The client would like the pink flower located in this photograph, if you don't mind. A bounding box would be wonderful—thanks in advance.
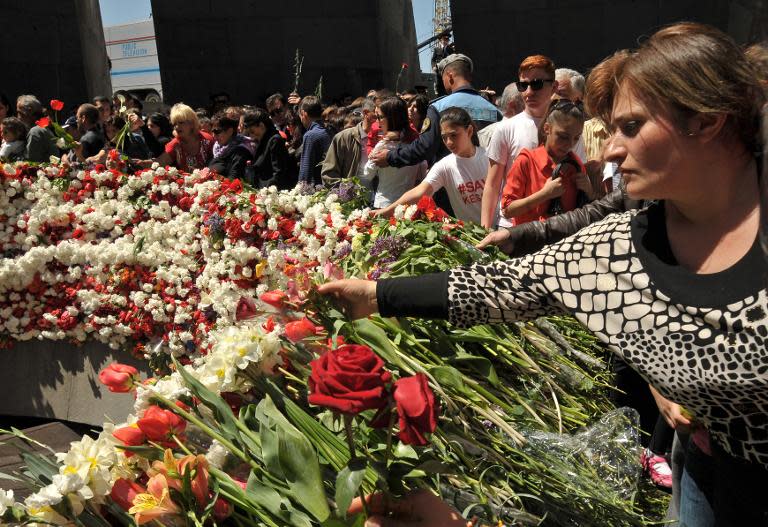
[259,290,288,309]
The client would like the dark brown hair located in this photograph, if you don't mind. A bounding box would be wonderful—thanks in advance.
[586,22,765,155]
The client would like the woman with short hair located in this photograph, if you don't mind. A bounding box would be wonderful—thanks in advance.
[207,113,255,181]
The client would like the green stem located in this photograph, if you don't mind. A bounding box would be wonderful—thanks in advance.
[344,414,369,519]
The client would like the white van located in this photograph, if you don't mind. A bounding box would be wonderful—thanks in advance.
[104,20,163,102]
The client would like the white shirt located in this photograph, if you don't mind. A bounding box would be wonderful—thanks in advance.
[357,127,369,181]
[423,146,488,224]
[486,112,540,227]
[364,139,427,208]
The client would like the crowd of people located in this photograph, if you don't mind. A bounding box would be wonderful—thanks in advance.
[1,21,768,527]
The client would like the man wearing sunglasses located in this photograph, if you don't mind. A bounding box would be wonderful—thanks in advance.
[369,53,501,173]
[480,55,560,229]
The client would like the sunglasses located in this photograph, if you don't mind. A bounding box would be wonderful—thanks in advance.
[550,98,584,111]
[515,78,554,92]
[375,114,385,121]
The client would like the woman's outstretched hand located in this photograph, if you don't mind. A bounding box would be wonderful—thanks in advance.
[347,490,468,527]
[317,279,379,320]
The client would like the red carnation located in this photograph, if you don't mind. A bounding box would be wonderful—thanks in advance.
[401,62,409,69]
[308,344,391,415]
[50,99,64,111]
[98,363,140,393]
[392,373,438,445]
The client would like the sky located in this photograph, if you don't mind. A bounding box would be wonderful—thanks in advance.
[98,0,438,72]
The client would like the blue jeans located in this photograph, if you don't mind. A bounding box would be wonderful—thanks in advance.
[679,436,768,527]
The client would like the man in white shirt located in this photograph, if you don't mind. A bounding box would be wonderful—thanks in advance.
[477,82,524,149]
[481,55,559,228]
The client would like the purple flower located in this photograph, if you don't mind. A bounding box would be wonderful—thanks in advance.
[333,181,358,203]
[334,243,352,259]
[369,235,408,260]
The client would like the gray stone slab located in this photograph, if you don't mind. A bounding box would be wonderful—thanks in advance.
[0,340,151,426]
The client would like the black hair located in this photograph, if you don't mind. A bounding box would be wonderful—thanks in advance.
[1,93,13,116]
[148,112,173,138]
[409,94,429,120]
[92,95,112,107]
[1,117,27,139]
[211,112,239,132]
[299,96,322,119]
[439,106,479,146]
[538,98,586,144]
[378,96,410,135]
[242,108,274,131]
[266,93,286,111]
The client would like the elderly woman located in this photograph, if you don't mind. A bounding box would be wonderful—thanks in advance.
[321,23,768,527]
[140,103,213,171]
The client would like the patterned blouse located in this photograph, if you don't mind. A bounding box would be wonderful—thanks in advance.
[378,202,768,468]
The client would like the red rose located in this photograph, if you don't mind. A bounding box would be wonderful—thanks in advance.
[308,344,391,415]
[98,363,140,392]
[50,99,64,111]
[213,497,233,521]
[110,478,145,511]
[284,317,323,342]
[35,117,50,128]
[392,373,438,445]
[137,405,187,446]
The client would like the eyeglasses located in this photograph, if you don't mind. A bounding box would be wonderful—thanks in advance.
[375,114,385,121]
[211,128,223,134]
[269,108,284,117]
[515,78,554,92]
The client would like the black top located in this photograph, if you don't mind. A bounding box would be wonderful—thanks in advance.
[251,128,296,190]
[80,128,106,158]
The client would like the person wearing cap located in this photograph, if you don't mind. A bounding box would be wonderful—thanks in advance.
[370,53,501,172]
[431,31,456,96]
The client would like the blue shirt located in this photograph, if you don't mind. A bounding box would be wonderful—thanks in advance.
[298,121,332,185]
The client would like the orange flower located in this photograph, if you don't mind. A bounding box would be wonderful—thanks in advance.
[128,473,181,525]
[150,449,210,509]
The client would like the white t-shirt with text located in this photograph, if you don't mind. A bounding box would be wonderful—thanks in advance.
[423,146,488,224]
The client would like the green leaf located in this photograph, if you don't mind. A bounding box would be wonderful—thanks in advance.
[349,318,401,365]
[334,460,367,518]
[253,396,331,522]
[393,443,419,460]
[173,359,241,443]
[246,471,284,516]
[452,354,500,387]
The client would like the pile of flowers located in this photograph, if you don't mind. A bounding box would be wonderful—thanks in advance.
[0,160,650,526]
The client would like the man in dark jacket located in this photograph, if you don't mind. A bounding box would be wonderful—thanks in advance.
[241,109,296,190]
[370,53,500,170]
[15,95,58,162]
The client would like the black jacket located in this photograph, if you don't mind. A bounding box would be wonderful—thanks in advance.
[501,188,643,257]
[208,143,252,181]
[251,128,296,190]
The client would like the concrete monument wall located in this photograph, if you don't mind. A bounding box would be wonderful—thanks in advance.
[0,0,111,111]
[150,0,420,107]
[450,0,768,91]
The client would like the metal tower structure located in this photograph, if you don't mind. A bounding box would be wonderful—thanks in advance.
[433,0,451,35]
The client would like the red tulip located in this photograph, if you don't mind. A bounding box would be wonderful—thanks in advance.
[259,290,288,309]
[35,117,50,128]
[110,478,146,511]
[50,99,64,111]
[137,405,186,446]
[284,317,322,342]
[99,363,140,393]
[113,425,146,447]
